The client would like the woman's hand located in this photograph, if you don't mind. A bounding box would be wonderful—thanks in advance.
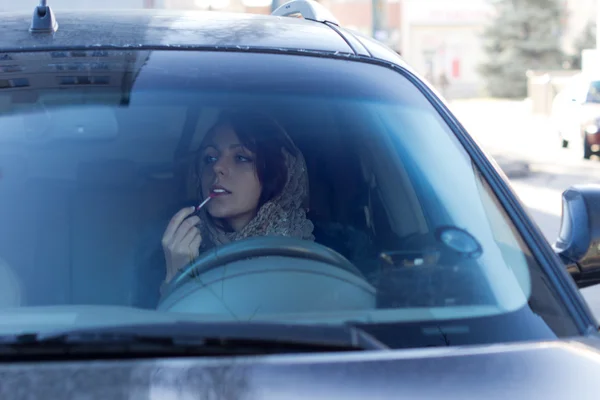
[162,207,202,284]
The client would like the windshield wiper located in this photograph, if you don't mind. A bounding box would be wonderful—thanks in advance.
[0,321,387,361]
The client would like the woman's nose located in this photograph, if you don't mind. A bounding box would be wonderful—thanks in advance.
[212,157,228,176]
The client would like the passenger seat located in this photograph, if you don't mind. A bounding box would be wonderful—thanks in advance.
[70,159,178,306]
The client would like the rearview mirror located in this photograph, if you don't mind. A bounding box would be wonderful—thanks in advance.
[554,185,600,288]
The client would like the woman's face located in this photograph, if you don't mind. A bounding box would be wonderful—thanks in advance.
[199,123,262,232]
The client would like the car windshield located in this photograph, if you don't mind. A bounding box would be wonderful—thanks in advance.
[587,80,600,103]
[0,49,577,348]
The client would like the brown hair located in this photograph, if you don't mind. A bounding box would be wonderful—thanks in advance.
[194,109,297,209]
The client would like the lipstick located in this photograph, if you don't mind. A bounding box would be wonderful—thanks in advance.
[196,193,216,211]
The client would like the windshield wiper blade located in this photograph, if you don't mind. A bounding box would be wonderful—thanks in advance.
[0,321,387,361]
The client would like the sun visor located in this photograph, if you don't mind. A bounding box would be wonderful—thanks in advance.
[0,105,119,144]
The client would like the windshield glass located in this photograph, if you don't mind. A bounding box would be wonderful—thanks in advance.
[0,50,577,347]
[587,80,600,103]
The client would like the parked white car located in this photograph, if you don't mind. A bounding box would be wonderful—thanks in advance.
[551,73,600,159]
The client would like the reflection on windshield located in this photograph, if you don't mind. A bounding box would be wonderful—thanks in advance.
[587,81,600,103]
[0,50,578,346]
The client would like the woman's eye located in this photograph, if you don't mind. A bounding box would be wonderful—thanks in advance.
[236,155,252,163]
[204,155,217,164]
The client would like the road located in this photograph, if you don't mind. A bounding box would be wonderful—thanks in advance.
[449,99,600,243]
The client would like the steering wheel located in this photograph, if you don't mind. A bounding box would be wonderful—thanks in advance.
[159,236,367,301]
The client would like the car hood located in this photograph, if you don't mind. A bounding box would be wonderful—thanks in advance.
[1,336,600,399]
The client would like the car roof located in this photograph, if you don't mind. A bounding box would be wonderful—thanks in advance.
[0,9,354,54]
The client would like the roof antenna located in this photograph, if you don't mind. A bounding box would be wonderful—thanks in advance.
[30,0,59,34]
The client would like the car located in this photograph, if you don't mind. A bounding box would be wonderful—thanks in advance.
[2,1,600,398]
[551,72,600,159]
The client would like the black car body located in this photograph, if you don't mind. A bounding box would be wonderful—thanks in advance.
[2,2,600,399]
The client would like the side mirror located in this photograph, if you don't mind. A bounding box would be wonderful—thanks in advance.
[554,185,600,288]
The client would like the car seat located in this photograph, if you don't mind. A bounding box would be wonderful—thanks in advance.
[71,159,180,307]
[278,111,378,271]
[0,152,73,306]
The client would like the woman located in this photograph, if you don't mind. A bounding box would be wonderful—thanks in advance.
[160,110,314,289]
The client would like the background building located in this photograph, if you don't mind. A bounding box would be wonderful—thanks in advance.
[400,0,492,99]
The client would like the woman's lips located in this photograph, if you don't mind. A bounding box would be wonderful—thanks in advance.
[210,187,231,196]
